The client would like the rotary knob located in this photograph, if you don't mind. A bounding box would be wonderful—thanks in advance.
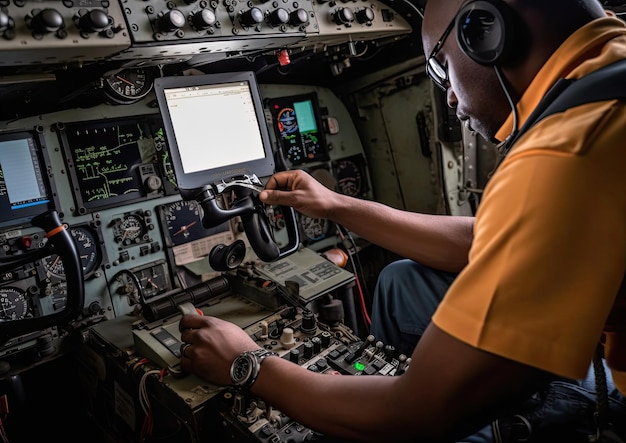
[238,7,264,27]
[191,9,217,30]
[76,9,110,33]
[355,7,375,24]
[28,8,65,34]
[157,9,186,32]
[332,7,354,26]
[267,8,289,27]
[289,8,309,26]
[0,10,11,32]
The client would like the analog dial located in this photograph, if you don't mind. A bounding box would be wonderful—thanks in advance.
[333,156,368,198]
[160,200,227,246]
[102,68,154,105]
[135,263,170,299]
[114,213,147,246]
[42,225,102,279]
[0,287,29,321]
[299,214,332,242]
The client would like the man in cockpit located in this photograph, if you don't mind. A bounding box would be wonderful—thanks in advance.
[178,0,626,441]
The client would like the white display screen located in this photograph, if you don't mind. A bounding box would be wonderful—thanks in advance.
[163,82,267,175]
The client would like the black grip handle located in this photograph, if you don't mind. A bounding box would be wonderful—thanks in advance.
[240,193,300,262]
[0,210,84,344]
[184,180,300,264]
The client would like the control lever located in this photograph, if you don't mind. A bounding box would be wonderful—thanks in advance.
[180,174,299,263]
[173,302,203,376]
[215,174,265,194]
[178,301,203,317]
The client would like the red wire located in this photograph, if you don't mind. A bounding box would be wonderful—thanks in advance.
[336,228,372,327]
[353,268,372,326]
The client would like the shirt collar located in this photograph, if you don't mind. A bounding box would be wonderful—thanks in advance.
[495,14,626,143]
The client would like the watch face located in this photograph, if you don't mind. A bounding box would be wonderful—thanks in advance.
[231,354,253,385]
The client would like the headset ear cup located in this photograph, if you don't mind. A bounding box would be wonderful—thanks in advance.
[455,0,513,66]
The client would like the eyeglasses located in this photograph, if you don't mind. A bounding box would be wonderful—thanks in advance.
[425,14,457,91]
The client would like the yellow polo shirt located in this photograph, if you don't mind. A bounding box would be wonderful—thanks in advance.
[433,16,626,393]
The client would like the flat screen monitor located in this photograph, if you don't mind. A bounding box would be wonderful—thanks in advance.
[267,92,328,165]
[153,71,275,191]
[56,114,168,213]
[0,130,55,228]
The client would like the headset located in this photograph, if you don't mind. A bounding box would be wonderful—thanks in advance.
[455,0,521,66]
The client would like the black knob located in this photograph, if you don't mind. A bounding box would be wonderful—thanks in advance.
[303,341,314,359]
[191,9,216,29]
[30,9,64,33]
[356,334,375,355]
[384,344,396,361]
[300,309,316,334]
[267,8,289,27]
[320,331,332,348]
[289,348,300,363]
[355,7,374,24]
[311,336,322,354]
[332,7,354,26]
[289,8,309,26]
[78,9,110,32]
[157,9,186,32]
[239,7,263,27]
[316,358,328,370]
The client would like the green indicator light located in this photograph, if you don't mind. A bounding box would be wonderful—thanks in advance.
[354,362,365,371]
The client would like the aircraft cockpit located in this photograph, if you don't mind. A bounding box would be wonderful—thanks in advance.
[0,0,624,441]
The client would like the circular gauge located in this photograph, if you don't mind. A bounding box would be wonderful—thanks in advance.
[161,200,219,246]
[334,157,368,198]
[0,287,29,320]
[43,226,102,279]
[114,213,147,246]
[135,264,170,300]
[102,68,154,105]
[299,215,332,242]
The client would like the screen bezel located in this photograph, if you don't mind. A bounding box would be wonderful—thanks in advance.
[153,71,275,191]
[0,128,57,229]
[267,92,329,166]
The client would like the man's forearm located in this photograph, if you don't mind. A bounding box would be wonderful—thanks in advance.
[328,195,474,272]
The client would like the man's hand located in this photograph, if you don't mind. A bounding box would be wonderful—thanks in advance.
[259,170,341,220]
[179,315,260,385]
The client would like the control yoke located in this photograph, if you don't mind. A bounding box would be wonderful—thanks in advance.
[180,175,299,262]
[0,210,84,343]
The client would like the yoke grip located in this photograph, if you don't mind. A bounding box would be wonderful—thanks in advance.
[240,195,300,262]
[0,210,84,344]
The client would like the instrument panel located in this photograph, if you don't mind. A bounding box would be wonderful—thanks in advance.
[0,83,372,370]
[0,0,412,67]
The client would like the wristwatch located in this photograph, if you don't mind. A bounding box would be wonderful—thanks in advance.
[230,348,278,389]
